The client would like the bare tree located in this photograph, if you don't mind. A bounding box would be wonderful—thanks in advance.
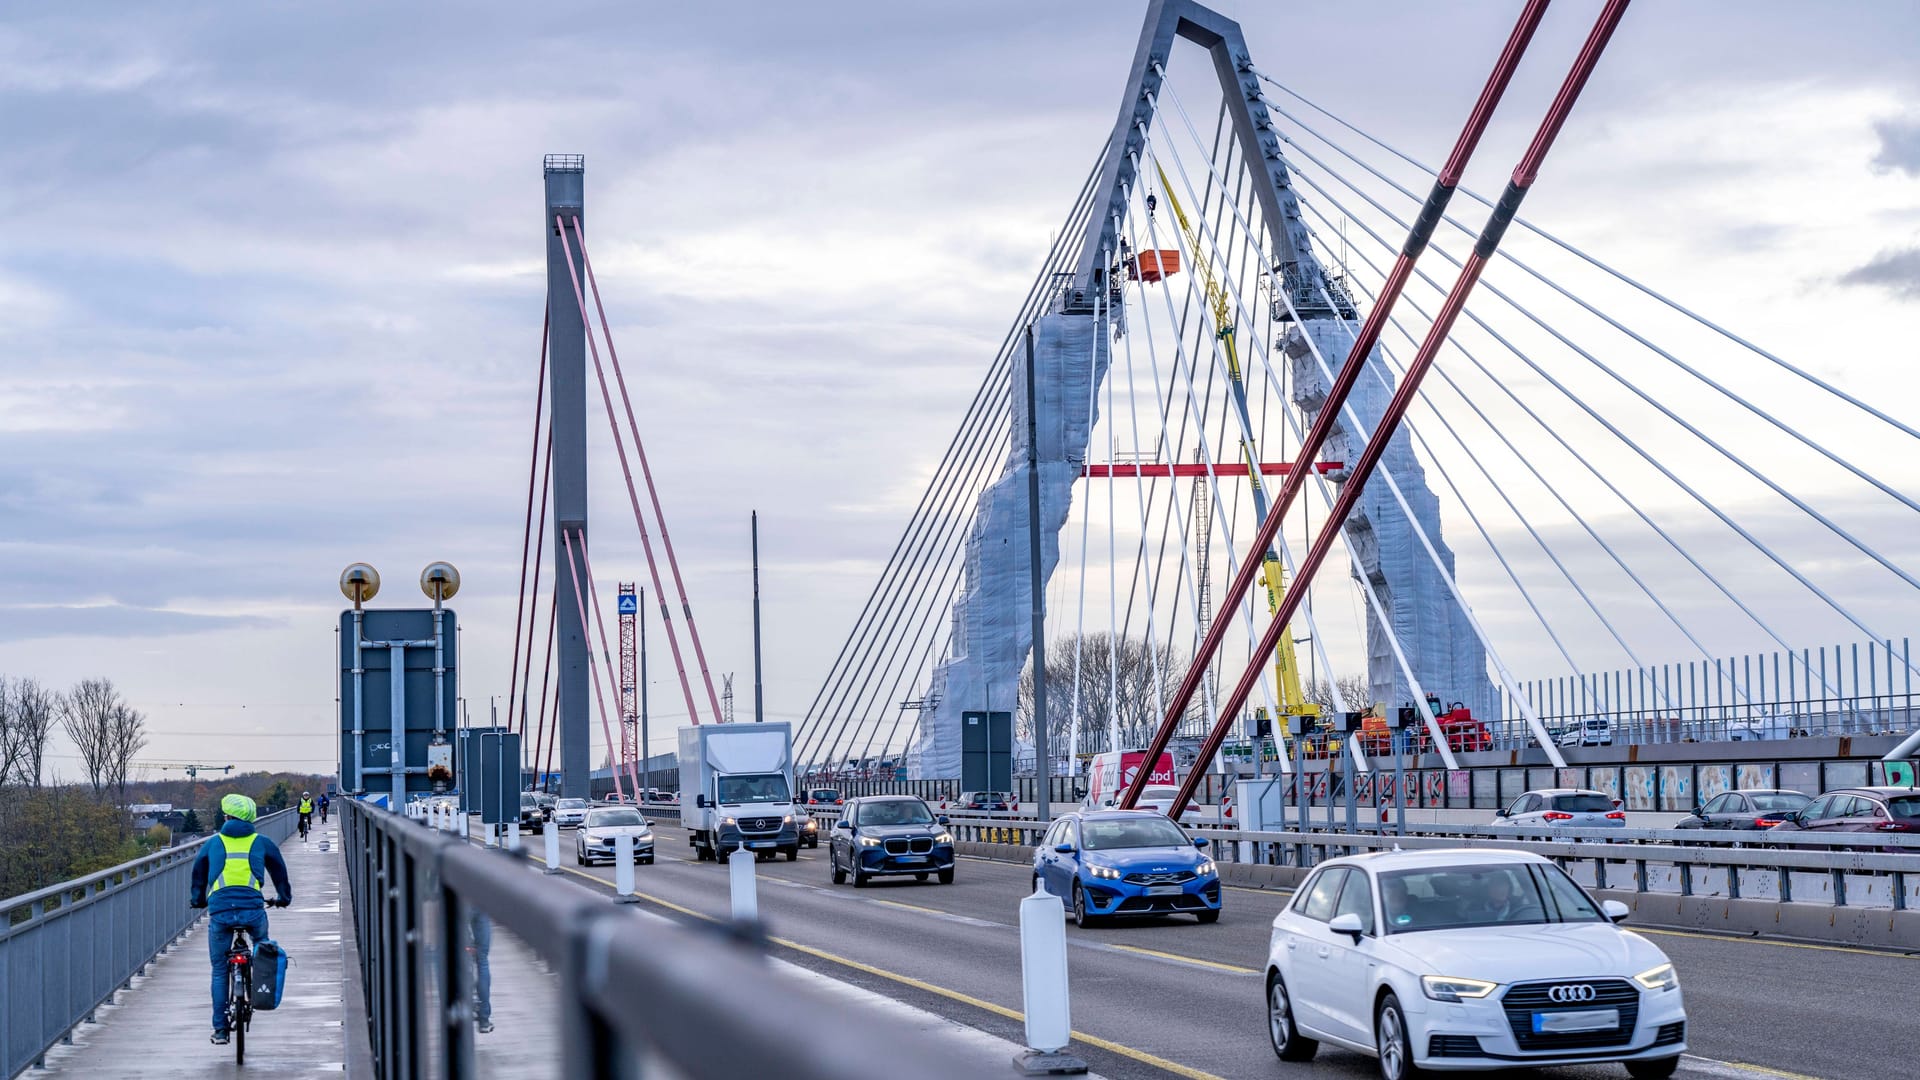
[0,678,20,789]
[1018,632,1185,757]
[12,678,57,789]
[61,678,124,798]
[1305,674,1376,715]
[107,704,148,809]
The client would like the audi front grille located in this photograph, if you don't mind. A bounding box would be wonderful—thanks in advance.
[1500,979,1639,1051]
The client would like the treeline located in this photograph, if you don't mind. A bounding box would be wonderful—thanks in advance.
[0,673,326,902]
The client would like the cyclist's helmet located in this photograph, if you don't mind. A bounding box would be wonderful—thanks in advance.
[302,791,311,797]
[220,793,258,822]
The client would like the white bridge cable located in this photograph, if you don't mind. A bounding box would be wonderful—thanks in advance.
[1267,130,1847,703]
[1255,105,1920,572]
[801,154,1108,769]
[1291,190,1729,703]
[1267,136,1903,693]
[1123,191,1286,763]
[1137,134,1462,767]
[1144,127,1368,769]
[1253,73,1920,449]
[1147,90,1516,765]
[1128,153,1334,772]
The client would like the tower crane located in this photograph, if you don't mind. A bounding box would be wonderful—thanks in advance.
[1149,162,1322,756]
[132,762,235,779]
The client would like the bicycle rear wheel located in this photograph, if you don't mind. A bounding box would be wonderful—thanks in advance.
[230,966,250,1065]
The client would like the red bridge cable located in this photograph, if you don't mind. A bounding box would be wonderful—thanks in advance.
[516,436,553,735]
[568,219,727,727]
[529,592,557,778]
[1118,0,1557,812]
[561,529,629,802]
[506,311,550,735]
[553,217,708,727]
[540,638,562,791]
[578,537,646,798]
[1160,0,1634,819]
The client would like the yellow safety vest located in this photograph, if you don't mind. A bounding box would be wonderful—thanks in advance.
[298,798,313,814]
[209,833,261,893]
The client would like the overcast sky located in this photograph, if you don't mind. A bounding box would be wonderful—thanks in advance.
[2,1,1916,776]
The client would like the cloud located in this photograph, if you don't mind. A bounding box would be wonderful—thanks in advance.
[1839,246,1920,299]
[1871,115,1920,176]
[0,604,276,643]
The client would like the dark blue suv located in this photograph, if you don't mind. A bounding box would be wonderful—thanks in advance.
[1033,810,1220,926]
[829,795,956,887]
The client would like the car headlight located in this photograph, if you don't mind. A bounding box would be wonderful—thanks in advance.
[1087,863,1123,880]
[1421,975,1498,1002]
[1196,858,1216,877]
[583,834,602,843]
[859,836,882,847]
[1634,963,1678,992]
[934,832,953,844]
[721,816,737,826]
[783,814,794,823]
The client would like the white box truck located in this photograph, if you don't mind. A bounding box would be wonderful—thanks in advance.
[677,722,801,862]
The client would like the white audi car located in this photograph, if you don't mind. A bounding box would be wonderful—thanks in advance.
[1265,849,1685,1079]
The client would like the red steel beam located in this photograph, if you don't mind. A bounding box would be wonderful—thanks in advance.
[1161,0,1634,820]
[1083,462,1344,478]
[1121,0,1557,810]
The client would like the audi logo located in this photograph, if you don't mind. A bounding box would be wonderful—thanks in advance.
[1547,984,1597,1004]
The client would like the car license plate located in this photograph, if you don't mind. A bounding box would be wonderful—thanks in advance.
[750,841,775,849]
[896,855,926,864]
[1146,884,1183,896]
[1532,1008,1619,1034]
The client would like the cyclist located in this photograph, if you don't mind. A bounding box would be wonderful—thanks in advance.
[190,793,291,1045]
[296,791,315,839]
[317,792,331,824]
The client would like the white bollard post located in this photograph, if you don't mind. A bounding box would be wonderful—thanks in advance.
[728,848,758,922]
[1014,882,1086,1075]
[483,823,497,848]
[543,819,561,874]
[613,834,639,902]
[506,823,522,852]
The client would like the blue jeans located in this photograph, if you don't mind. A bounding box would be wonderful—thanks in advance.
[468,913,492,1024]
[208,907,270,1030]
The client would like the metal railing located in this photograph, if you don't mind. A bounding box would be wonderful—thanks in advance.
[1,809,293,1079]
[917,809,1920,909]
[341,799,974,1080]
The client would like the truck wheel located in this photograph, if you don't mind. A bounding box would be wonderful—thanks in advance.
[785,848,798,862]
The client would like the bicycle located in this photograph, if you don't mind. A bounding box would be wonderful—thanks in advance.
[221,925,255,1065]
[297,813,312,842]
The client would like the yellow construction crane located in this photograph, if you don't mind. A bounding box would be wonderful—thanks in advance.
[1151,163,1321,750]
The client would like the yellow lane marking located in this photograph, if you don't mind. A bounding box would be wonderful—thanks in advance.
[1107,944,1260,975]
[1636,926,1916,959]
[871,899,945,916]
[533,851,1226,1079]
[770,936,1227,1080]
[1685,1055,1826,1080]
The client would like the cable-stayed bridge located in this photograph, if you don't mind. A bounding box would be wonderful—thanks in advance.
[10,4,1919,1080]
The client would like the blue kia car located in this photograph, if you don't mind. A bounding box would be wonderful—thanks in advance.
[1032,809,1220,926]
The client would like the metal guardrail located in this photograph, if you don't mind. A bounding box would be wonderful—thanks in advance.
[0,809,293,1079]
[915,810,1920,909]
[342,799,974,1080]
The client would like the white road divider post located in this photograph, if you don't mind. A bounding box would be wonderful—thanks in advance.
[613,833,639,902]
[1014,882,1086,1075]
[543,819,561,874]
[728,847,758,922]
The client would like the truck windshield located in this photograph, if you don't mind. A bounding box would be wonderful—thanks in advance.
[717,773,790,805]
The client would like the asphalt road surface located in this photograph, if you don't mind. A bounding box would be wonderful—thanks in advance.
[509,819,1916,1080]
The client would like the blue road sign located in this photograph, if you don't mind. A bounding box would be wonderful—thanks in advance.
[618,593,638,615]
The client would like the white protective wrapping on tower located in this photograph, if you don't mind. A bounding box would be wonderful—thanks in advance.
[1286,320,1496,722]
[915,310,1109,779]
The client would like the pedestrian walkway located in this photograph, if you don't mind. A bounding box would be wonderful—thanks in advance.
[38,819,351,1079]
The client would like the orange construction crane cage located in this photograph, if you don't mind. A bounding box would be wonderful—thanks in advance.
[1130,249,1181,283]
